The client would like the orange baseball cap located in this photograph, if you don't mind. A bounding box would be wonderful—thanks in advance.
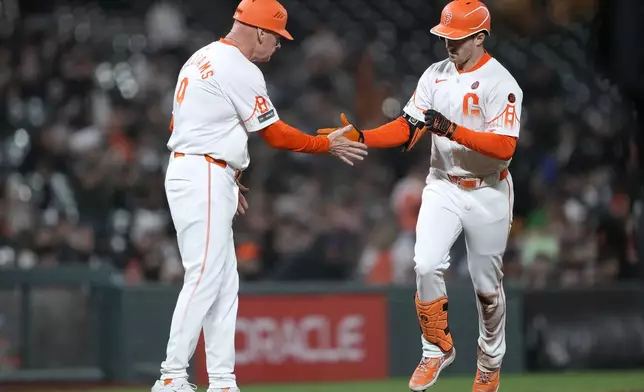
[430,0,491,40]
[233,0,293,41]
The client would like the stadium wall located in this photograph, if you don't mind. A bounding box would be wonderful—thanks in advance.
[0,268,642,386]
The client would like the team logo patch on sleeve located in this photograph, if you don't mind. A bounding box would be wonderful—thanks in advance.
[508,93,516,103]
[258,109,276,123]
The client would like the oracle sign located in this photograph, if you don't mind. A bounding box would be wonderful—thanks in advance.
[236,314,366,365]
[194,293,388,384]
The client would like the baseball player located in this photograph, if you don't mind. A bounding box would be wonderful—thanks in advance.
[318,1,521,391]
[152,1,367,391]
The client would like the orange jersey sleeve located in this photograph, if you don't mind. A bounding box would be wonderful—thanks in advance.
[362,117,411,148]
[452,126,516,161]
[259,120,330,153]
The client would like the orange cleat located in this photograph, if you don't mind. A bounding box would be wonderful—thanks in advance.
[408,348,455,391]
[472,368,501,392]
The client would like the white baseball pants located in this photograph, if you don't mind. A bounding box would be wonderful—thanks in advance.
[415,168,513,371]
[161,153,240,389]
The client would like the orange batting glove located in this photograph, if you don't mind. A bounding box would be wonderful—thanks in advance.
[316,113,364,143]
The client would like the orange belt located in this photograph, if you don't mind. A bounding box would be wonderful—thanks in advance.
[173,152,242,180]
[447,168,508,190]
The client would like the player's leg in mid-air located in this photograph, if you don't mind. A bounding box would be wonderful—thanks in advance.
[461,174,514,392]
[152,154,240,392]
[409,176,462,391]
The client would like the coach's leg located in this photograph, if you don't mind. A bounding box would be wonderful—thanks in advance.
[203,225,240,391]
[159,157,238,384]
[462,175,514,391]
[409,179,462,391]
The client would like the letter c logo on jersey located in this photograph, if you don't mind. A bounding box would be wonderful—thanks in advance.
[462,93,481,117]
[254,96,270,115]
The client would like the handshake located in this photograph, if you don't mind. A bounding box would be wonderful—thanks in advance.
[317,109,449,165]
[315,113,368,166]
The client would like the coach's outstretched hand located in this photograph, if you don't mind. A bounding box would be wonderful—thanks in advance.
[327,124,368,166]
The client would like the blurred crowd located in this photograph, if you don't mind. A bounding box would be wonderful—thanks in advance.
[0,0,641,288]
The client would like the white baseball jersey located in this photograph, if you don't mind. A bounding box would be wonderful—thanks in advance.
[403,53,523,177]
[167,40,280,170]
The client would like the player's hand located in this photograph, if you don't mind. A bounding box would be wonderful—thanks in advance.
[236,179,249,216]
[317,113,364,143]
[327,124,368,166]
[424,109,457,139]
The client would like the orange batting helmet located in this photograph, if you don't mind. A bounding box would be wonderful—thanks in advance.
[430,0,491,40]
[233,0,293,41]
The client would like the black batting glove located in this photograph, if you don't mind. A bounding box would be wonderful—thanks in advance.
[424,109,457,139]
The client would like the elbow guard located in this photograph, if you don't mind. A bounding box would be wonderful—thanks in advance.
[402,112,428,152]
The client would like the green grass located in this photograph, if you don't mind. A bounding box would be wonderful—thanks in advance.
[89,371,644,392]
